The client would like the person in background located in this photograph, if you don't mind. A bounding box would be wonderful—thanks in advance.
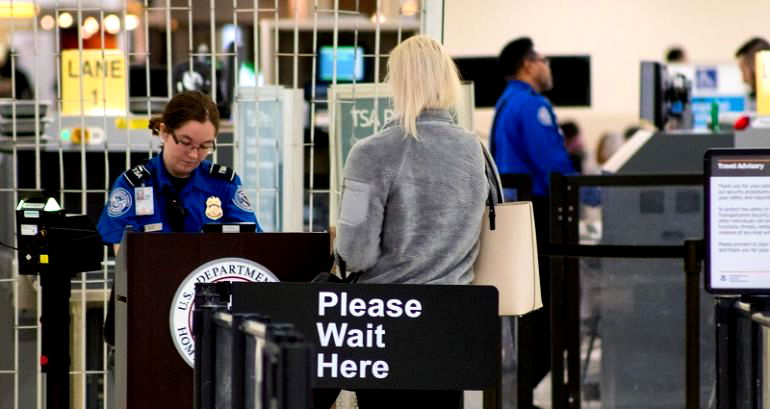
[490,36,576,201]
[596,131,625,166]
[331,34,487,409]
[560,120,586,173]
[665,46,688,64]
[735,37,770,109]
[490,37,576,402]
[0,46,33,99]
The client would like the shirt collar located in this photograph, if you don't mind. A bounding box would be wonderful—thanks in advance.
[382,108,454,130]
[416,109,454,123]
[508,79,537,94]
[153,153,212,194]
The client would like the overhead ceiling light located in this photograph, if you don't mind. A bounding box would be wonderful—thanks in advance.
[104,14,120,34]
[124,14,138,31]
[370,12,387,24]
[58,12,73,29]
[40,14,55,30]
[82,16,100,37]
[401,1,419,16]
[0,1,37,19]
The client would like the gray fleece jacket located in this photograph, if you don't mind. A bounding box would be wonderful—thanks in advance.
[335,109,487,284]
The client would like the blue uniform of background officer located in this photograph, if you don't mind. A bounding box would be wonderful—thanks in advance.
[490,38,574,404]
[490,40,575,198]
[97,91,262,249]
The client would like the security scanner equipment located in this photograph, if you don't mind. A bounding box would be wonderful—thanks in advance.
[668,64,747,130]
[15,196,102,409]
[640,61,692,130]
[705,149,770,294]
[0,100,51,137]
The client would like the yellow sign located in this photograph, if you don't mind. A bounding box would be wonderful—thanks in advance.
[115,117,149,130]
[61,49,127,116]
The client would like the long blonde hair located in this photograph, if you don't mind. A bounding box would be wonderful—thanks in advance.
[386,35,463,138]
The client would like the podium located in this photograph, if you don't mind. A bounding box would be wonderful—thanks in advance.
[114,232,329,409]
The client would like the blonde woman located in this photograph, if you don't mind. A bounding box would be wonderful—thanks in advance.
[332,34,487,408]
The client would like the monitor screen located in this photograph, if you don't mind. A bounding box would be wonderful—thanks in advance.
[542,55,591,107]
[453,57,507,108]
[705,148,770,294]
[318,46,364,83]
[453,55,591,108]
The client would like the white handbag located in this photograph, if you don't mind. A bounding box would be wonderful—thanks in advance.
[472,142,543,316]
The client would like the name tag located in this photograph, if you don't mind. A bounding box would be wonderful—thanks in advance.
[135,187,154,216]
[144,223,163,232]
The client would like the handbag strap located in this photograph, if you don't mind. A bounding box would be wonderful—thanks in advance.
[480,141,504,230]
[335,252,361,283]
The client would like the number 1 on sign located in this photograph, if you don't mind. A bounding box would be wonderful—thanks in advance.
[92,89,98,105]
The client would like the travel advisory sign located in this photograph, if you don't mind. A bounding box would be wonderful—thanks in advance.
[169,258,279,367]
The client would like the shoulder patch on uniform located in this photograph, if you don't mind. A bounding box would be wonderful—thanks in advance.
[210,163,235,183]
[537,106,553,127]
[123,164,152,187]
[107,187,132,217]
[232,187,253,212]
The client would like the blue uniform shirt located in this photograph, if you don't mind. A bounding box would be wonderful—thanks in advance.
[490,80,576,197]
[97,154,262,244]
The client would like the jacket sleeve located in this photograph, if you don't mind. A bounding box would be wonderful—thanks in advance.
[222,174,263,232]
[334,143,387,272]
[97,177,137,244]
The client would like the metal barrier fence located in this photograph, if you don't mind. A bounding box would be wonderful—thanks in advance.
[500,173,714,409]
[715,298,770,408]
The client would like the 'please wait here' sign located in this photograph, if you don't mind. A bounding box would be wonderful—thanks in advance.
[61,49,127,116]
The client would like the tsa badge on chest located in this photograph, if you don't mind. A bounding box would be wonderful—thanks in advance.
[205,196,223,220]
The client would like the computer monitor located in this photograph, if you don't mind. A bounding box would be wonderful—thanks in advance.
[452,55,591,108]
[705,148,770,294]
[453,57,507,108]
[318,46,365,83]
[640,61,692,130]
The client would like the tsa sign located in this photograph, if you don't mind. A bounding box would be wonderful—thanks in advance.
[61,49,127,116]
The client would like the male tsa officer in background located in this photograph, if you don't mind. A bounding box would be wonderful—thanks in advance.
[97,90,262,250]
[490,36,575,202]
[490,37,576,404]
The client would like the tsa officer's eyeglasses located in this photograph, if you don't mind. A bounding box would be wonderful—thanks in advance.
[170,132,216,155]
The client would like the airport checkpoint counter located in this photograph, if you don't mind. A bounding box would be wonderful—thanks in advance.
[112,232,330,409]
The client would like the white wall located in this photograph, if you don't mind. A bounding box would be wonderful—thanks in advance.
[444,0,770,152]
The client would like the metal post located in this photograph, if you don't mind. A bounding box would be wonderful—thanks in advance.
[714,298,736,408]
[684,240,702,409]
[39,271,72,409]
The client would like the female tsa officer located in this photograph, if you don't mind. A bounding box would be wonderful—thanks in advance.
[97,90,262,249]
